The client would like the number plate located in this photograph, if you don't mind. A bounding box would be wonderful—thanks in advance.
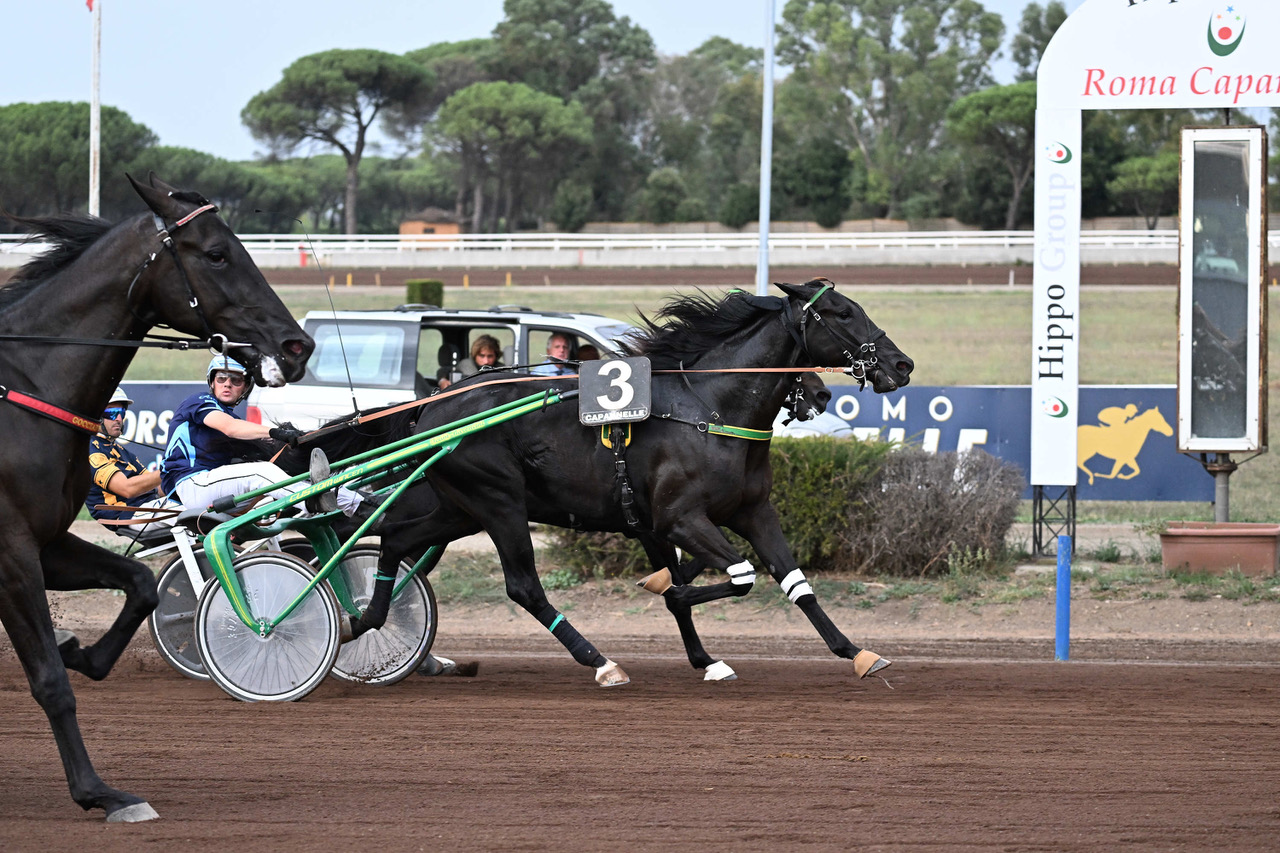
[578,357,651,425]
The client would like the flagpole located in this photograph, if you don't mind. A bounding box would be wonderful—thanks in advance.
[754,0,775,297]
[89,0,102,217]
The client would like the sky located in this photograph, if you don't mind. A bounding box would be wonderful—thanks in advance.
[0,0,1085,163]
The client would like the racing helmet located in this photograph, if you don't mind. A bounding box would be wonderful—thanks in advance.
[107,386,132,406]
[206,354,249,386]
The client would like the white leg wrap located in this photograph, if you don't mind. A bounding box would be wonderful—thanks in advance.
[727,560,756,586]
[780,569,814,603]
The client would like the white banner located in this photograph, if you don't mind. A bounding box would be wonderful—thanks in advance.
[1030,0,1280,487]
[1030,110,1083,485]
[1041,0,1280,110]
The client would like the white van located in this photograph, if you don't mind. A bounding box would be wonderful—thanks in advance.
[247,304,636,430]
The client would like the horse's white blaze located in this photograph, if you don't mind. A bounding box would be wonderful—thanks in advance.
[727,560,755,586]
[780,569,813,603]
[704,660,737,681]
[258,354,286,387]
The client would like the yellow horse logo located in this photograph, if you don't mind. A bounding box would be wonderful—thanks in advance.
[1077,405,1173,485]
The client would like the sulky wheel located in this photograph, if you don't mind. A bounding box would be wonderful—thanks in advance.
[194,551,340,702]
[148,550,211,681]
[330,549,437,686]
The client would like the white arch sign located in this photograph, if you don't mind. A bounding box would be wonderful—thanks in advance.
[1032,0,1277,485]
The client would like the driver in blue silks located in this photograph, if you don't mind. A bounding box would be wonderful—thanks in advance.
[161,355,378,522]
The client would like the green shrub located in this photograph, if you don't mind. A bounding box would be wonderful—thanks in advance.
[547,437,893,578]
[405,279,444,307]
[546,442,1024,581]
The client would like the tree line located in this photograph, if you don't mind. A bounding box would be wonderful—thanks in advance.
[2,0,1275,234]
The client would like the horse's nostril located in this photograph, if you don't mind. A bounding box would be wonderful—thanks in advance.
[897,361,912,373]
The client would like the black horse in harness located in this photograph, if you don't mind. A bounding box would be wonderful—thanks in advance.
[303,280,912,685]
[0,175,312,821]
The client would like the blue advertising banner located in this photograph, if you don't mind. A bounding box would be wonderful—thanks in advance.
[829,385,1211,502]
[111,381,1211,502]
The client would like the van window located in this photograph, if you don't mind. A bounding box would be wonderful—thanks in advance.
[310,323,406,386]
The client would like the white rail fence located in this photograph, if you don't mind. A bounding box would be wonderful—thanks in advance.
[3,229,1275,269]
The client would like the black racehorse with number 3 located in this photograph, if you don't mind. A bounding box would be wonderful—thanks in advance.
[0,175,312,821]
[326,279,912,686]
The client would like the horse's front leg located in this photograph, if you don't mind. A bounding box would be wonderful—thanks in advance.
[41,532,159,681]
[0,536,157,821]
[731,500,891,679]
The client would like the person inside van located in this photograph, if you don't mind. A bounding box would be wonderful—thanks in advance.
[439,334,504,389]
[531,332,575,376]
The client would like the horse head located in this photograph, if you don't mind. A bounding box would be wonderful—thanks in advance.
[777,278,914,393]
[1145,406,1174,437]
[127,173,313,386]
[783,372,832,422]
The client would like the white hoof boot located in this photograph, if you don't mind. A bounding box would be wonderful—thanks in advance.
[417,654,457,676]
[853,649,892,678]
[53,629,78,649]
[595,659,630,687]
[704,660,737,681]
[107,802,160,823]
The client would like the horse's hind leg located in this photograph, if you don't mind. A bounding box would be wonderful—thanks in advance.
[733,501,891,679]
[485,510,627,686]
[41,532,159,681]
[0,540,156,820]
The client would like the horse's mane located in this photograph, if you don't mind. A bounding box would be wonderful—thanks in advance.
[1,212,115,309]
[620,290,777,369]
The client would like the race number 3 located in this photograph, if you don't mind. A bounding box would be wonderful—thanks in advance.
[578,357,651,425]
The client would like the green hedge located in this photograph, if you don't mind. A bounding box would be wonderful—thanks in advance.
[405,279,444,307]
[548,437,893,577]
[547,439,1025,579]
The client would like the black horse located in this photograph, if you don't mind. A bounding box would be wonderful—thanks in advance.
[315,280,911,685]
[281,369,835,681]
[0,175,312,821]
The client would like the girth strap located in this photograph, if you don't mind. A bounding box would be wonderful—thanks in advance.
[0,387,100,434]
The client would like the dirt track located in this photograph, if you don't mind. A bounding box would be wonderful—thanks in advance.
[0,631,1278,851]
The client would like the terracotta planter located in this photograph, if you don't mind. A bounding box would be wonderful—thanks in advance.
[1159,522,1280,577]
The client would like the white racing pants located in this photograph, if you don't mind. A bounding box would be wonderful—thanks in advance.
[174,462,362,516]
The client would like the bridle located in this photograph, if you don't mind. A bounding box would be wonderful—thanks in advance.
[125,201,251,355]
[0,200,250,435]
[792,282,885,389]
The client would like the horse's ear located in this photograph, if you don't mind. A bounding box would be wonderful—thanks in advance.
[774,281,800,298]
[127,172,184,220]
[146,173,181,196]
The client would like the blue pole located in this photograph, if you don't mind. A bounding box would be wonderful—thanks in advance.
[1055,534,1072,661]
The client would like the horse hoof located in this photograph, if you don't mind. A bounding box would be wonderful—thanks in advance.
[416,654,457,676]
[853,650,892,678]
[338,614,354,644]
[595,659,630,687]
[106,801,159,823]
[53,628,79,651]
[636,568,672,595]
[704,660,737,681]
